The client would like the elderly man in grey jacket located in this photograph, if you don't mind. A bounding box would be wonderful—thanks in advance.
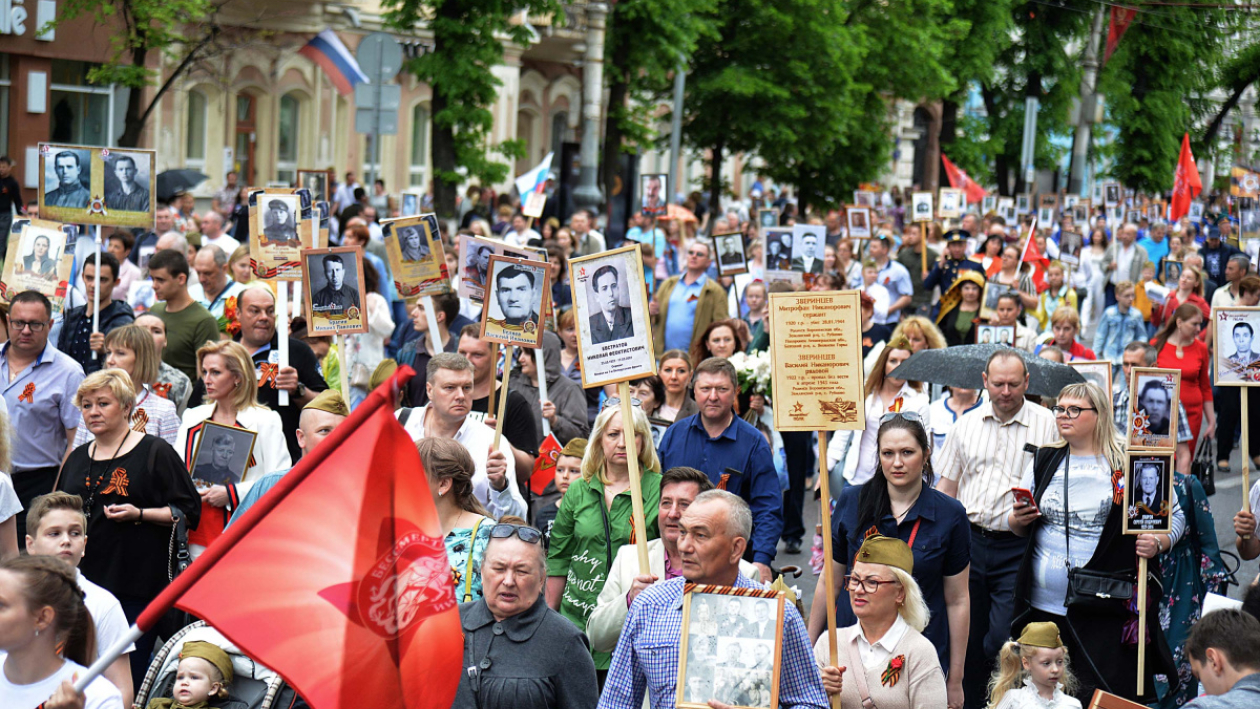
[1182,609,1260,709]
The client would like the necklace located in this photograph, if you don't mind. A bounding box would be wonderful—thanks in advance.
[82,430,132,522]
[891,490,922,521]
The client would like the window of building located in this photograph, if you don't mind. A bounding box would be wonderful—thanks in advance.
[550,111,568,156]
[277,93,301,183]
[50,60,116,147]
[409,104,429,187]
[186,90,207,169]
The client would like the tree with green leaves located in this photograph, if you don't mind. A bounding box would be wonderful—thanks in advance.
[48,0,218,148]
[382,0,558,218]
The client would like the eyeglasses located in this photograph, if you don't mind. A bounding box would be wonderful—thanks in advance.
[490,523,543,545]
[1050,405,1097,419]
[879,411,923,425]
[843,575,900,594]
[603,397,642,410]
[10,320,48,332]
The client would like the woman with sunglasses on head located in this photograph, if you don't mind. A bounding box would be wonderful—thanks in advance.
[419,438,496,603]
[810,414,970,708]
[453,521,599,709]
[545,404,661,675]
[1009,382,1182,702]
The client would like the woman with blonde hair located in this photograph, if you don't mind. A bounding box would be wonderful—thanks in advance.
[73,324,180,447]
[228,244,253,286]
[418,437,495,602]
[175,340,290,556]
[545,402,661,672]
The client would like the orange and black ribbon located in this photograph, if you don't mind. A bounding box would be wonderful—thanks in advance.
[17,382,35,403]
[258,362,280,389]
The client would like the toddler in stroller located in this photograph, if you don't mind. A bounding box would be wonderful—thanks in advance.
[144,640,232,709]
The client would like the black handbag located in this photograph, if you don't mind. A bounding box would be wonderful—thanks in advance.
[1061,453,1135,611]
[1190,434,1216,496]
[167,503,192,581]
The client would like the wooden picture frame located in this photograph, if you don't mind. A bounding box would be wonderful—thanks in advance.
[479,254,549,348]
[938,188,964,219]
[1123,450,1175,535]
[381,214,451,301]
[0,218,78,315]
[1068,360,1113,397]
[1127,367,1181,450]
[569,243,656,388]
[713,232,749,277]
[301,246,369,335]
[296,169,333,203]
[911,192,934,223]
[845,206,872,239]
[641,173,668,216]
[456,233,547,303]
[769,290,865,432]
[37,143,157,230]
[1038,193,1060,212]
[188,421,259,489]
[1015,193,1032,215]
[677,584,785,709]
[1214,307,1260,386]
[1089,689,1150,709]
[982,194,998,215]
[980,281,1015,322]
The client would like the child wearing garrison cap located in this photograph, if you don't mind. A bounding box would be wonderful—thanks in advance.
[987,622,1080,709]
[145,640,233,709]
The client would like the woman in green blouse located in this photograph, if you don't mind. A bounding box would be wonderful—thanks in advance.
[546,402,662,671]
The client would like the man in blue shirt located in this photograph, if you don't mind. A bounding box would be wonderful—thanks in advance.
[1182,609,1260,709]
[658,357,782,581]
[1138,222,1170,267]
[869,235,913,323]
[651,242,728,355]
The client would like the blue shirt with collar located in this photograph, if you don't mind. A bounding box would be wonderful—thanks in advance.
[664,273,708,352]
[658,413,784,565]
[1183,673,1260,709]
[1138,235,1170,267]
[831,482,970,670]
[1,343,85,470]
[599,574,828,709]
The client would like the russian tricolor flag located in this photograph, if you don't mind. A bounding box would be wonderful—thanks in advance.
[514,152,554,197]
[299,29,369,96]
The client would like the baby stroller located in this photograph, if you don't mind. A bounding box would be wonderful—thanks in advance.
[132,621,308,709]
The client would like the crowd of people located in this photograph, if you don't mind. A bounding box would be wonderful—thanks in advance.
[1,171,1260,709]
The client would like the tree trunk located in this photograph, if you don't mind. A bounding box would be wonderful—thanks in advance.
[602,77,630,223]
[1202,81,1254,153]
[981,84,1010,196]
[940,99,959,148]
[118,47,148,148]
[430,90,458,219]
[707,140,723,234]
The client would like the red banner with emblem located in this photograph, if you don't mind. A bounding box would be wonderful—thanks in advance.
[137,366,461,709]
[530,433,562,495]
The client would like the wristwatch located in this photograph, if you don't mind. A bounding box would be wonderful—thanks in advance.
[295,382,307,398]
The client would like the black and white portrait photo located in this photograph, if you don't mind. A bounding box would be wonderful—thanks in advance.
[397,224,431,262]
[586,263,635,345]
[977,324,1014,346]
[102,151,152,213]
[763,228,794,273]
[1015,193,1031,215]
[980,282,1016,321]
[569,243,654,387]
[297,170,329,202]
[1104,182,1121,206]
[1037,207,1055,226]
[758,208,779,230]
[1128,367,1180,450]
[790,225,825,274]
[481,255,548,348]
[680,590,782,709]
[42,147,91,209]
[303,247,368,335]
[911,192,933,222]
[1059,231,1083,267]
[983,195,998,215]
[846,206,872,238]
[714,233,748,277]
[1124,453,1173,534]
[939,189,963,218]
[1063,194,1080,210]
[261,195,301,246]
[1214,308,1260,386]
[854,190,875,207]
[382,214,450,299]
[1069,360,1112,398]
[190,422,258,488]
[998,197,1016,224]
[641,173,667,216]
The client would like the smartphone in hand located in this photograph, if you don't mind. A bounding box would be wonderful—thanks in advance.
[1011,487,1038,514]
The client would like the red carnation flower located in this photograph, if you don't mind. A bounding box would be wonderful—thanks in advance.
[891,656,904,670]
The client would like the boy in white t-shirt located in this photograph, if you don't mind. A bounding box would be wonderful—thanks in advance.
[25,492,135,707]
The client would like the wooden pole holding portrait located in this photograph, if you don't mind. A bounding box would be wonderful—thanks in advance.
[912,192,934,277]
[1213,307,1260,518]
[568,243,657,575]
[768,289,865,696]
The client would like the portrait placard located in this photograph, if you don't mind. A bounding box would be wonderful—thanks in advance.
[769,290,865,432]
[523,191,547,219]
[1214,307,1260,386]
[980,281,1016,322]
[911,192,934,223]
[762,228,796,278]
[302,246,368,335]
[1240,208,1260,239]
[1188,201,1205,223]
[982,194,998,215]
[789,224,825,275]
[382,214,451,301]
[713,232,749,277]
[479,255,549,348]
[976,324,1014,346]
[296,169,332,203]
[1059,231,1083,267]
[854,190,875,207]
[1038,193,1060,211]
[569,243,655,388]
[1063,194,1080,210]
[1091,183,1104,204]
[1068,360,1112,397]
[400,191,422,217]
[37,143,156,229]
[1123,451,1174,535]
[1037,206,1055,226]
[1127,367,1180,450]
[938,188,964,219]
[1015,193,1032,215]
[188,421,259,489]
[457,233,547,303]
[315,201,332,248]
[757,208,780,231]
[0,218,77,314]
[248,188,314,280]
[641,173,668,216]
[1161,259,1183,286]
[677,584,785,709]
[846,206,872,239]
[998,197,1016,224]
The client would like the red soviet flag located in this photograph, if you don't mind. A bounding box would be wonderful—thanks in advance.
[166,383,462,709]
[1019,216,1050,292]
[531,433,563,495]
[941,153,988,204]
[1170,133,1202,222]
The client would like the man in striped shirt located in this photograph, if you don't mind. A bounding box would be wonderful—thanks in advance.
[936,350,1060,709]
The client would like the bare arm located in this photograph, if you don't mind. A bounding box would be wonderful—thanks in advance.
[944,568,971,704]
[63,428,77,463]
[546,576,566,610]
[807,562,846,643]
[937,476,960,498]
[103,655,133,709]
[888,294,912,316]
[0,516,16,561]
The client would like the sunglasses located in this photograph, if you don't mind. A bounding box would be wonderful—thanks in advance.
[879,411,923,425]
[490,523,543,545]
[603,397,643,410]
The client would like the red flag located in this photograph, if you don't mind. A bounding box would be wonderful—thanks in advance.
[143,371,463,709]
[1170,133,1202,222]
[1105,7,1138,65]
[941,153,988,204]
[1020,217,1050,292]
[531,433,563,495]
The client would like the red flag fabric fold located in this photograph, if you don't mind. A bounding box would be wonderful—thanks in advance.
[1020,217,1049,292]
[531,433,563,495]
[1105,7,1138,66]
[941,153,988,204]
[1170,133,1202,223]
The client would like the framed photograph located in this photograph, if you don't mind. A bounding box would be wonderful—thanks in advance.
[296,169,332,203]
[1063,194,1080,210]
[641,173,668,216]
[1036,206,1054,226]
[479,255,549,348]
[188,421,259,489]
[677,585,785,709]
[1015,193,1032,215]
[0,218,78,314]
[400,190,423,217]
[976,324,1015,346]
[382,214,451,301]
[38,143,157,229]
[1068,360,1113,396]
[456,233,546,303]
[937,188,963,219]
[1161,259,1183,286]
[1104,183,1122,207]
[854,190,875,207]
[1058,231,1083,267]
[1073,199,1090,223]
[980,281,1015,321]
[1127,367,1181,450]
[522,191,547,219]
[982,194,998,215]
[1124,209,1141,224]
[248,188,313,281]
[714,232,749,277]
[1214,307,1260,386]
[998,197,1016,224]
[1240,209,1260,239]
[1038,193,1060,211]
[569,243,656,388]
[1187,201,1205,223]
[315,201,332,248]
[845,206,872,239]
[1092,183,1104,204]
[790,224,825,275]
[757,208,780,231]
[911,192,934,223]
[1123,451,1174,535]
[762,228,795,275]
[302,246,368,335]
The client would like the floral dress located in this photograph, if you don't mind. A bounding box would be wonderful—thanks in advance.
[1154,473,1230,708]
[447,517,494,603]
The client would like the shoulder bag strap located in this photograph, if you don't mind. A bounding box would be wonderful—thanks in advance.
[1063,452,1072,569]
[844,636,878,709]
[463,517,485,602]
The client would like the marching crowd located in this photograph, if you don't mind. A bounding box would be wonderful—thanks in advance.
[2,172,1260,709]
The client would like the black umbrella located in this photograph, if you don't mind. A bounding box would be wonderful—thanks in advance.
[888,344,1086,398]
[156,169,209,202]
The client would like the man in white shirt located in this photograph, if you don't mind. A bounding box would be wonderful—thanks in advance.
[570,209,606,256]
[192,245,246,319]
[396,353,526,519]
[503,212,542,248]
[332,171,361,215]
[198,210,240,254]
[1211,255,1252,309]
[1102,223,1149,307]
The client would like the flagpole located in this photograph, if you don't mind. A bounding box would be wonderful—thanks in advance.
[71,366,419,693]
